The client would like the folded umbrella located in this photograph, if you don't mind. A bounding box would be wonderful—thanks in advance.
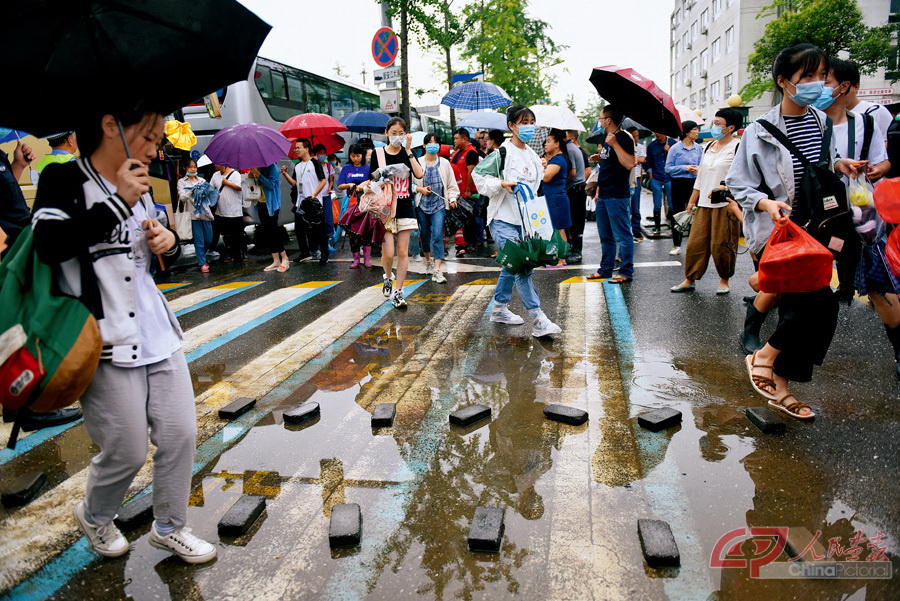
[340,110,389,134]
[1,0,271,137]
[441,81,511,111]
[164,120,197,151]
[204,123,291,170]
[589,66,681,138]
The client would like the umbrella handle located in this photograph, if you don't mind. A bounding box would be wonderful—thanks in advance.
[116,117,135,162]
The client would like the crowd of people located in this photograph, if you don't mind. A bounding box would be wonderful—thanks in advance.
[0,38,898,572]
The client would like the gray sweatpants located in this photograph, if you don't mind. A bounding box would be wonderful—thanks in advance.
[81,350,196,529]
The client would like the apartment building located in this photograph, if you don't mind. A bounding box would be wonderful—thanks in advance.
[670,0,898,121]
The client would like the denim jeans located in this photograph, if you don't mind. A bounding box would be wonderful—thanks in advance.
[490,220,541,311]
[417,206,446,260]
[322,196,335,241]
[649,178,673,213]
[596,196,634,279]
[630,185,643,237]
[191,220,213,266]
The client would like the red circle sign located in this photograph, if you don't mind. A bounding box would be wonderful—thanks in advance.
[372,27,398,68]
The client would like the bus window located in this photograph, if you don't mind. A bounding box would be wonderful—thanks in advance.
[331,83,354,120]
[286,74,304,105]
[272,71,288,100]
[305,78,331,115]
[254,65,273,99]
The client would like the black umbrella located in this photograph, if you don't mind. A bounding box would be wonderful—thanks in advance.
[0,0,271,137]
[589,66,682,138]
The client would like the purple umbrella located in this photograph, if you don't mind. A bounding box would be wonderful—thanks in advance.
[204,123,291,169]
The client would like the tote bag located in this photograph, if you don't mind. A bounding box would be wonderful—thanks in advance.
[758,219,834,294]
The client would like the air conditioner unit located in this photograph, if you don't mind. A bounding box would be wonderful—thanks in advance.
[700,25,708,34]
[686,42,692,50]
[686,79,693,87]
[700,69,708,79]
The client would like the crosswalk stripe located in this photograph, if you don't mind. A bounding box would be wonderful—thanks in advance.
[156,282,190,292]
[182,281,341,362]
[0,280,429,598]
[168,281,263,317]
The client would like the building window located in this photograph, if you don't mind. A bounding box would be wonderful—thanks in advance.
[724,73,734,97]
[700,8,709,30]
[690,93,698,107]
[691,21,698,40]
[683,32,689,48]
[676,40,682,58]
[700,48,709,71]
[712,38,722,62]
[712,0,723,19]
[675,8,682,24]
[682,66,688,85]
[675,71,681,90]
[700,87,708,107]
[711,80,721,104]
[726,27,734,53]
[691,58,698,78]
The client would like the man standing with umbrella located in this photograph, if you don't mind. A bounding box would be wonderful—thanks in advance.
[587,106,636,283]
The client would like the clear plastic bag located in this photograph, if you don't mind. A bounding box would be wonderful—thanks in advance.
[849,176,874,207]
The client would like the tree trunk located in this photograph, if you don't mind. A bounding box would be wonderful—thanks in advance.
[445,9,455,131]
[400,1,411,125]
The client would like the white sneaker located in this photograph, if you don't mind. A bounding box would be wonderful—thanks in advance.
[206,251,220,260]
[669,247,681,255]
[74,501,129,558]
[149,523,217,564]
[490,304,525,325]
[425,259,435,275]
[390,289,407,308]
[382,273,395,297]
[531,309,562,338]
[432,271,447,283]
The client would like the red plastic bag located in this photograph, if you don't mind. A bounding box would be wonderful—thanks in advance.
[874,177,900,224]
[0,325,45,410]
[887,227,900,277]
[758,220,834,294]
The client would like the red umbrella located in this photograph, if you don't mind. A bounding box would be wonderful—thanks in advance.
[287,133,345,159]
[279,112,347,140]
[589,66,682,138]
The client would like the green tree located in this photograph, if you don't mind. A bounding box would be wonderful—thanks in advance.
[742,0,896,101]
[462,0,566,105]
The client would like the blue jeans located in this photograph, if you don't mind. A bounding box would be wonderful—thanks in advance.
[191,220,213,266]
[596,196,634,279]
[323,195,334,241]
[649,178,673,213]
[417,206,446,260]
[630,185,642,237]
[490,220,541,311]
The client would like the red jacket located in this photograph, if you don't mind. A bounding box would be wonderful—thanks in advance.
[450,144,478,197]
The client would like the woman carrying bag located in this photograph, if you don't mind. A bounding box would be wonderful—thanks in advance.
[413,133,459,284]
[671,108,743,294]
[177,158,214,273]
[541,128,573,267]
[726,42,861,419]
[472,105,562,338]
[665,121,703,255]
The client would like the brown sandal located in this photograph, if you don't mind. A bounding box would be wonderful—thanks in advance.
[608,275,632,284]
[745,350,777,400]
[769,393,816,420]
[586,273,607,280]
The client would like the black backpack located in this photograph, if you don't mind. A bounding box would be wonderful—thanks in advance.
[757,115,860,288]
[846,111,874,162]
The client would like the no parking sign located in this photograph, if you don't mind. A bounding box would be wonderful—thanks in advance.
[372,27,398,67]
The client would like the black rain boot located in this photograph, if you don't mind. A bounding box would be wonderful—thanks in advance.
[740,303,769,355]
[652,210,661,236]
[567,236,582,264]
[885,324,900,380]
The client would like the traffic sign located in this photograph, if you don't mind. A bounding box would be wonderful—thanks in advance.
[372,27,398,68]
[859,88,894,98]
[374,66,401,84]
[380,89,399,113]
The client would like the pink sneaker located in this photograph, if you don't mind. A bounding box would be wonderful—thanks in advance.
[200,264,210,273]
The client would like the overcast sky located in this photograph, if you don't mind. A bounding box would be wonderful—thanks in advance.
[240,0,673,116]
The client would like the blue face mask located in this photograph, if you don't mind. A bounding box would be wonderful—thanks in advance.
[516,124,536,142]
[787,80,825,107]
[709,125,726,140]
[425,143,440,155]
[813,85,839,110]
[317,154,326,162]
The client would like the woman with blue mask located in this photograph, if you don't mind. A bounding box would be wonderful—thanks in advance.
[725,43,860,420]
[664,120,703,255]
[670,108,743,295]
[413,133,459,283]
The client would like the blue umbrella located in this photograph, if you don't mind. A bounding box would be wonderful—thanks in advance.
[441,81,511,111]
[340,110,389,134]
[0,130,29,144]
[457,111,509,131]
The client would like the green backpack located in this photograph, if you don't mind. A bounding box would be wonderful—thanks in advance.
[0,226,101,448]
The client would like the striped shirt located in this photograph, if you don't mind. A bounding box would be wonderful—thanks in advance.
[783,110,822,184]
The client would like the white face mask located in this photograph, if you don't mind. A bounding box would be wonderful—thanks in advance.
[389,135,405,148]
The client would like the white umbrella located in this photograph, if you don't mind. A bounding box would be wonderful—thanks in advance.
[529,105,585,132]
[674,104,705,126]
[458,111,509,131]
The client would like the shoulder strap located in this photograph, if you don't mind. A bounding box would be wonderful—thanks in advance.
[846,112,856,160]
[861,112,874,161]
[820,115,833,166]
[375,146,387,169]
[499,146,507,176]
[705,141,714,152]
[757,119,810,166]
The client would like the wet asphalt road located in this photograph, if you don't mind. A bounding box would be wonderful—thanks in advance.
[1,191,898,601]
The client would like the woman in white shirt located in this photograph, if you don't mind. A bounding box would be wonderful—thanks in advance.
[210,164,246,262]
[671,109,744,295]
